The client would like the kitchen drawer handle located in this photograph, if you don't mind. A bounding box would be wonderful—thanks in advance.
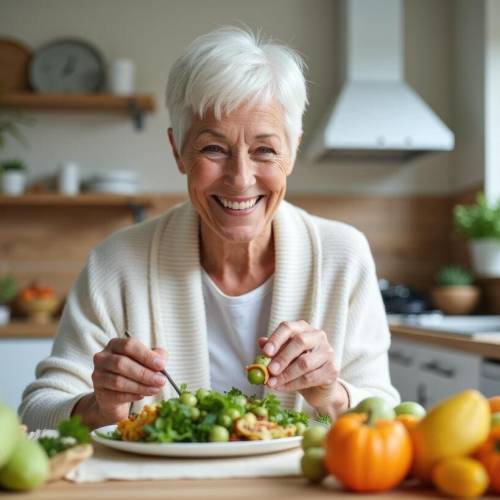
[420,361,455,378]
[389,351,413,367]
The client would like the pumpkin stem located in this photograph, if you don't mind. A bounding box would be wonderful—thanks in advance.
[366,409,377,427]
[495,439,500,453]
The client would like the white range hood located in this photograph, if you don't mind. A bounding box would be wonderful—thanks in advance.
[306,0,455,161]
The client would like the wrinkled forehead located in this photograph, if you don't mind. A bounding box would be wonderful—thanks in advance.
[186,100,287,143]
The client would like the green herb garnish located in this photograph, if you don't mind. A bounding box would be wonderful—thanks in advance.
[38,416,91,458]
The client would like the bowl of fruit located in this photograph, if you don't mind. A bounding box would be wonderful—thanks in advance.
[17,283,59,324]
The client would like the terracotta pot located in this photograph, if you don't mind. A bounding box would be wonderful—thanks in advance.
[431,286,480,315]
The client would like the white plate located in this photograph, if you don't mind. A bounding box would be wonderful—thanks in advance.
[91,425,302,458]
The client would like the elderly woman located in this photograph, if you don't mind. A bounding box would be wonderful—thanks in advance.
[20,27,399,430]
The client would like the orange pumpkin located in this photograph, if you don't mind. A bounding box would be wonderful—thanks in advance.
[489,396,500,414]
[476,426,500,493]
[325,412,412,492]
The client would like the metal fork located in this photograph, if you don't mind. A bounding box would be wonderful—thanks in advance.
[124,330,181,395]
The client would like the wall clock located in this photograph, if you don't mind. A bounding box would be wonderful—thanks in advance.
[29,38,105,93]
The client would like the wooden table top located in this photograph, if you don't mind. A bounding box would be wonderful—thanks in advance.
[4,477,493,500]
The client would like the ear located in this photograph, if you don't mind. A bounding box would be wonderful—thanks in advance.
[167,128,186,174]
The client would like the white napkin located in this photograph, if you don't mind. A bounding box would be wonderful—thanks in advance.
[66,443,302,483]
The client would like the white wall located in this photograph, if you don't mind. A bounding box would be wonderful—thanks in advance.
[453,0,485,192]
[1,0,455,194]
[485,0,500,204]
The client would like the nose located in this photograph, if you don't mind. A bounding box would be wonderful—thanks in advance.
[224,150,256,191]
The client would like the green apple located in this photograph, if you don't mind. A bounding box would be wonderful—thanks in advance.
[0,402,22,468]
[394,401,427,419]
[354,397,396,422]
[301,425,328,450]
[301,447,328,483]
[0,435,49,491]
[491,412,500,428]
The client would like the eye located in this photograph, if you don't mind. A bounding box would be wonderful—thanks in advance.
[201,144,226,155]
[254,146,276,155]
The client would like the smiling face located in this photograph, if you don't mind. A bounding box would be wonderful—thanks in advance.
[168,100,294,244]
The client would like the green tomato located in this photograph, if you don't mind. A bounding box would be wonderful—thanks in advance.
[354,397,395,422]
[254,355,271,367]
[301,425,328,450]
[233,395,247,407]
[180,392,197,407]
[300,447,327,483]
[394,401,426,419]
[247,367,265,385]
[491,412,500,428]
[251,406,268,418]
[195,388,210,402]
[224,408,241,420]
[209,425,230,443]
[217,414,233,428]
[295,422,307,436]
[190,407,200,420]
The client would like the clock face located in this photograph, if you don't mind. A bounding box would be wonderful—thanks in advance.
[29,38,105,93]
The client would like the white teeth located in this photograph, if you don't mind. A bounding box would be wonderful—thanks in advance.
[217,196,259,210]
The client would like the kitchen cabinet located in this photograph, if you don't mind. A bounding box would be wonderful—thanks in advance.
[0,337,53,411]
[389,338,482,407]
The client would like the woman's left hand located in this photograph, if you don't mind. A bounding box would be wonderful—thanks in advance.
[258,320,348,413]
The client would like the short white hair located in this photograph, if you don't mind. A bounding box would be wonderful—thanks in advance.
[166,26,308,162]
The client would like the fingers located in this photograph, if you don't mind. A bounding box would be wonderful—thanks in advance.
[92,370,162,396]
[262,320,309,357]
[95,352,166,388]
[106,338,166,371]
[152,347,168,361]
[257,337,268,349]
[268,345,333,388]
[95,388,144,407]
[273,359,339,392]
[267,329,324,378]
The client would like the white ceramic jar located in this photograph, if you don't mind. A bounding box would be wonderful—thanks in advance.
[109,58,136,95]
[57,161,80,195]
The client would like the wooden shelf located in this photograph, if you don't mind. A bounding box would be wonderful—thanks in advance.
[0,320,57,338]
[0,192,168,221]
[0,92,156,130]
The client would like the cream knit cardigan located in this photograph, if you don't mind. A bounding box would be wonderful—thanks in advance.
[20,200,399,430]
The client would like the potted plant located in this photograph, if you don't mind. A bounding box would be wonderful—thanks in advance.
[454,193,500,277]
[0,275,18,325]
[0,159,28,195]
[431,265,480,315]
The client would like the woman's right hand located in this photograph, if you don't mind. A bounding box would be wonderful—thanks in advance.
[72,337,167,428]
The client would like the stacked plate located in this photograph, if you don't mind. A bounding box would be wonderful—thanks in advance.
[87,170,139,194]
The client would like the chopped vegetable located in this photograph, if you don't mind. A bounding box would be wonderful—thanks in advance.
[111,387,308,443]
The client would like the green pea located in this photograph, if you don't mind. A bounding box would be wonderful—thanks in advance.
[196,388,210,401]
[180,392,197,407]
[247,367,265,385]
[255,355,271,367]
[190,407,200,420]
[224,408,241,420]
[217,414,233,428]
[252,406,268,418]
[209,425,230,442]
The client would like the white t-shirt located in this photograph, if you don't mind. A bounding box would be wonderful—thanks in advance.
[201,269,273,399]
